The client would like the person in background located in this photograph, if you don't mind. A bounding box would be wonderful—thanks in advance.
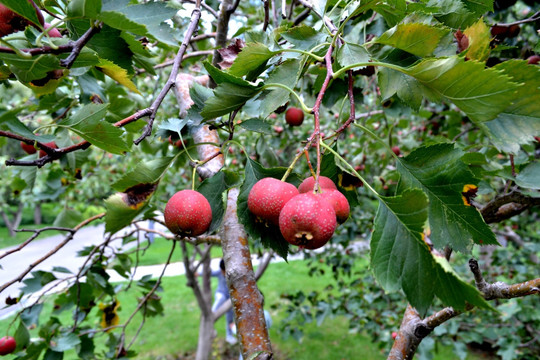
[212,259,236,344]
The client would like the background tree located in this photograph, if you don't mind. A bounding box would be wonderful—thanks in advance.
[0,0,539,359]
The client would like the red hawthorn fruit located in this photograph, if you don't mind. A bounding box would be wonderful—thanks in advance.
[285,107,304,126]
[39,141,57,158]
[20,141,37,154]
[279,193,337,249]
[392,332,398,340]
[527,55,540,65]
[45,23,61,38]
[168,136,186,148]
[164,190,212,236]
[392,146,401,156]
[298,176,337,193]
[0,1,44,37]
[247,177,299,226]
[320,189,350,224]
[0,336,16,356]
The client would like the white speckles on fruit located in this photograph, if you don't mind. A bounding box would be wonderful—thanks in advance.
[247,177,299,226]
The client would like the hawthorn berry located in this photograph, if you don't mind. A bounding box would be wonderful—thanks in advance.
[247,177,299,226]
[20,142,36,154]
[0,336,16,356]
[164,190,212,236]
[279,193,337,249]
[285,107,304,126]
[320,189,350,224]
[298,176,337,193]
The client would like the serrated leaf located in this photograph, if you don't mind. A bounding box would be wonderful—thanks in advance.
[378,67,424,110]
[15,321,30,349]
[20,304,43,327]
[204,61,259,87]
[337,42,370,68]
[383,56,521,122]
[515,162,540,190]
[229,42,276,78]
[371,189,491,314]
[104,193,148,234]
[112,157,173,192]
[237,159,302,259]
[239,119,273,134]
[463,19,490,61]
[97,59,140,94]
[0,0,43,28]
[484,60,540,153]
[371,189,435,313]
[427,0,477,29]
[101,0,178,45]
[22,271,57,293]
[376,23,450,57]
[201,83,261,120]
[397,143,497,251]
[58,103,131,154]
[248,59,301,119]
[281,25,328,51]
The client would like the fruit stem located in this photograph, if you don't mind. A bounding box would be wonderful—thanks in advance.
[191,166,197,190]
[261,83,312,113]
[320,142,380,199]
[281,148,304,182]
[353,123,400,161]
[333,61,404,79]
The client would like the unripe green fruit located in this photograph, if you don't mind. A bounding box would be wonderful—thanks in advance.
[248,177,299,226]
[320,189,350,224]
[0,336,16,355]
[285,107,304,126]
[164,190,212,236]
[279,193,337,249]
[298,176,337,193]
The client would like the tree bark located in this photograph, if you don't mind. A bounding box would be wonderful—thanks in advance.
[1,202,24,237]
[221,189,273,359]
[34,202,42,225]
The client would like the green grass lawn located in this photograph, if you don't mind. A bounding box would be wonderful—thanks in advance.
[0,259,489,360]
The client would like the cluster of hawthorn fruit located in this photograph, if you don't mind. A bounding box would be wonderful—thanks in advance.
[164,175,349,250]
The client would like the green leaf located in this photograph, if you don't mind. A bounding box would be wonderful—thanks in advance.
[67,0,102,18]
[201,83,261,120]
[53,208,84,228]
[281,25,328,51]
[0,54,59,83]
[104,192,148,234]
[384,56,521,122]
[248,59,301,119]
[515,162,540,190]
[97,58,140,94]
[397,143,497,251]
[111,157,173,192]
[229,42,276,78]
[370,189,491,314]
[484,60,540,154]
[376,23,450,57]
[101,0,178,46]
[239,119,273,135]
[378,67,424,110]
[20,304,44,328]
[15,320,30,349]
[197,171,232,233]
[337,42,370,68]
[58,103,131,154]
[0,0,43,28]
[237,159,301,259]
[371,189,435,313]
[50,332,81,352]
[22,271,57,293]
[427,0,477,29]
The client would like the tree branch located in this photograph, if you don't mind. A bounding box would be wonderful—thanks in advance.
[480,190,540,224]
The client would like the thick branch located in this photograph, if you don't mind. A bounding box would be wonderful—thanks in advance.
[480,190,540,224]
[221,189,273,359]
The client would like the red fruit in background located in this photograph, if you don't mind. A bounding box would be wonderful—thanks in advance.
[392,146,401,156]
[45,23,61,38]
[248,177,299,226]
[279,193,337,249]
[285,107,304,126]
[39,141,57,158]
[168,136,186,148]
[320,189,350,224]
[527,55,540,65]
[298,176,337,193]
[0,1,44,37]
[164,190,212,236]
[0,336,16,355]
[392,332,398,340]
[20,141,37,154]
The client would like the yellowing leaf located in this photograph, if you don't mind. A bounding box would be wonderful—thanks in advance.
[464,19,491,61]
[97,59,140,94]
